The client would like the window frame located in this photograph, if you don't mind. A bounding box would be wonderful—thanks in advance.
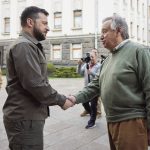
[53,11,62,30]
[73,10,82,29]
[70,43,82,60]
[51,44,62,60]
[4,17,10,33]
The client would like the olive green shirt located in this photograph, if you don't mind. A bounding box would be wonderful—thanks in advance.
[3,32,66,120]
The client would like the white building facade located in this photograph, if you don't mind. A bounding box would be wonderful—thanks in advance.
[0,0,149,67]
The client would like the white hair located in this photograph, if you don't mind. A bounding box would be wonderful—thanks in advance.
[102,14,129,40]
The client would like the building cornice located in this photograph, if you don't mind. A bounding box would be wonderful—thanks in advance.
[0,39,15,45]
[47,34,101,40]
[0,33,101,42]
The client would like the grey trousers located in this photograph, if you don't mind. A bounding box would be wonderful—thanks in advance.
[3,118,45,150]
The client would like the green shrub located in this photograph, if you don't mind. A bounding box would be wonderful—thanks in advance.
[0,64,81,78]
[53,67,81,78]
[1,64,81,78]
[47,63,56,76]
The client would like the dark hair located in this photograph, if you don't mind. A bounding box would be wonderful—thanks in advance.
[102,14,129,40]
[21,6,49,27]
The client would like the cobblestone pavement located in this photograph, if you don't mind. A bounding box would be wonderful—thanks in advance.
[0,76,109,150]
[1,76,149,150]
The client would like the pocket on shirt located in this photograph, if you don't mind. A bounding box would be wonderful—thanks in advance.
[39,58,47,76]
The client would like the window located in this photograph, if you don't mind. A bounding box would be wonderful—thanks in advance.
[51,44,62,60]
[54,12,62,29]
[71,43,82,60]
[73,10,82,28]
[4,17,10,33]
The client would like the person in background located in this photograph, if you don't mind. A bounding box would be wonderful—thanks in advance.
[77,49,101,129]
[96,97,102,118]
[3,6,73,150]
[68,14,150,150]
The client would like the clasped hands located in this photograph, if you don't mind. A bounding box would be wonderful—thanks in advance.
[62,95,76,110]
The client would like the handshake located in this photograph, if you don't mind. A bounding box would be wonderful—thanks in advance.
[62,95,76,110]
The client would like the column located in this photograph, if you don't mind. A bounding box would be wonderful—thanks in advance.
[10,0,18,38]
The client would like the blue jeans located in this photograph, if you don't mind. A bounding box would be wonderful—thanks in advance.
[82,96,98,124]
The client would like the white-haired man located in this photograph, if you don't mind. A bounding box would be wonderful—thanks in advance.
[69,14,150,150]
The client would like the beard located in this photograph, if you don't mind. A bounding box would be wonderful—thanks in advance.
[33,26,46,41]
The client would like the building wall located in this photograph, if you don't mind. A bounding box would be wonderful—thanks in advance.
[0,0,149,67]
[99,0,148,45]
[148,0,150,45]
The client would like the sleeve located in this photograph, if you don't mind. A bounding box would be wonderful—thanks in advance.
[76,63,86,76]
[12,43,66,107]
[137,48,150,130]
[74,72,100,104]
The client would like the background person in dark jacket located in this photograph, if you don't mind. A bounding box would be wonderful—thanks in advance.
[77,49,101,129]
[3,6,73,150]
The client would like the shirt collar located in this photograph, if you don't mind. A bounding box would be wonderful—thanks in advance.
[113,39,129,52]
[20,31,39,45]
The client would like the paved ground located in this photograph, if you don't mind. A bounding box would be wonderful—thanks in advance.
[0,77,110,150]
[1,77,150,150]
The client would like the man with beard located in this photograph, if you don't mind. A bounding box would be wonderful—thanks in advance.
[3,6,73,150]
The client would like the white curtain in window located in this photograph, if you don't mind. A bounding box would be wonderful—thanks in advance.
[52,45,61,60]
[74,10,82,28]
[72,44,82,59]
[74,15,82,28]
[54,12,62,29]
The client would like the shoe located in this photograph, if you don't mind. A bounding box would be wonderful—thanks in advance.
[80,110,89,117]
[85,122,96,129]
[96,112,102,119]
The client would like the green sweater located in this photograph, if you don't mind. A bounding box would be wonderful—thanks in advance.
[75,41,150,129]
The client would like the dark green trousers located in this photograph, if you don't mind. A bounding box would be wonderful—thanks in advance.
[3,118,45,150]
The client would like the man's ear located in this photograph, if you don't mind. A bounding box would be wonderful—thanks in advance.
[26,18,34,28]
[116,27,121,34]
[116,27,122,37]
